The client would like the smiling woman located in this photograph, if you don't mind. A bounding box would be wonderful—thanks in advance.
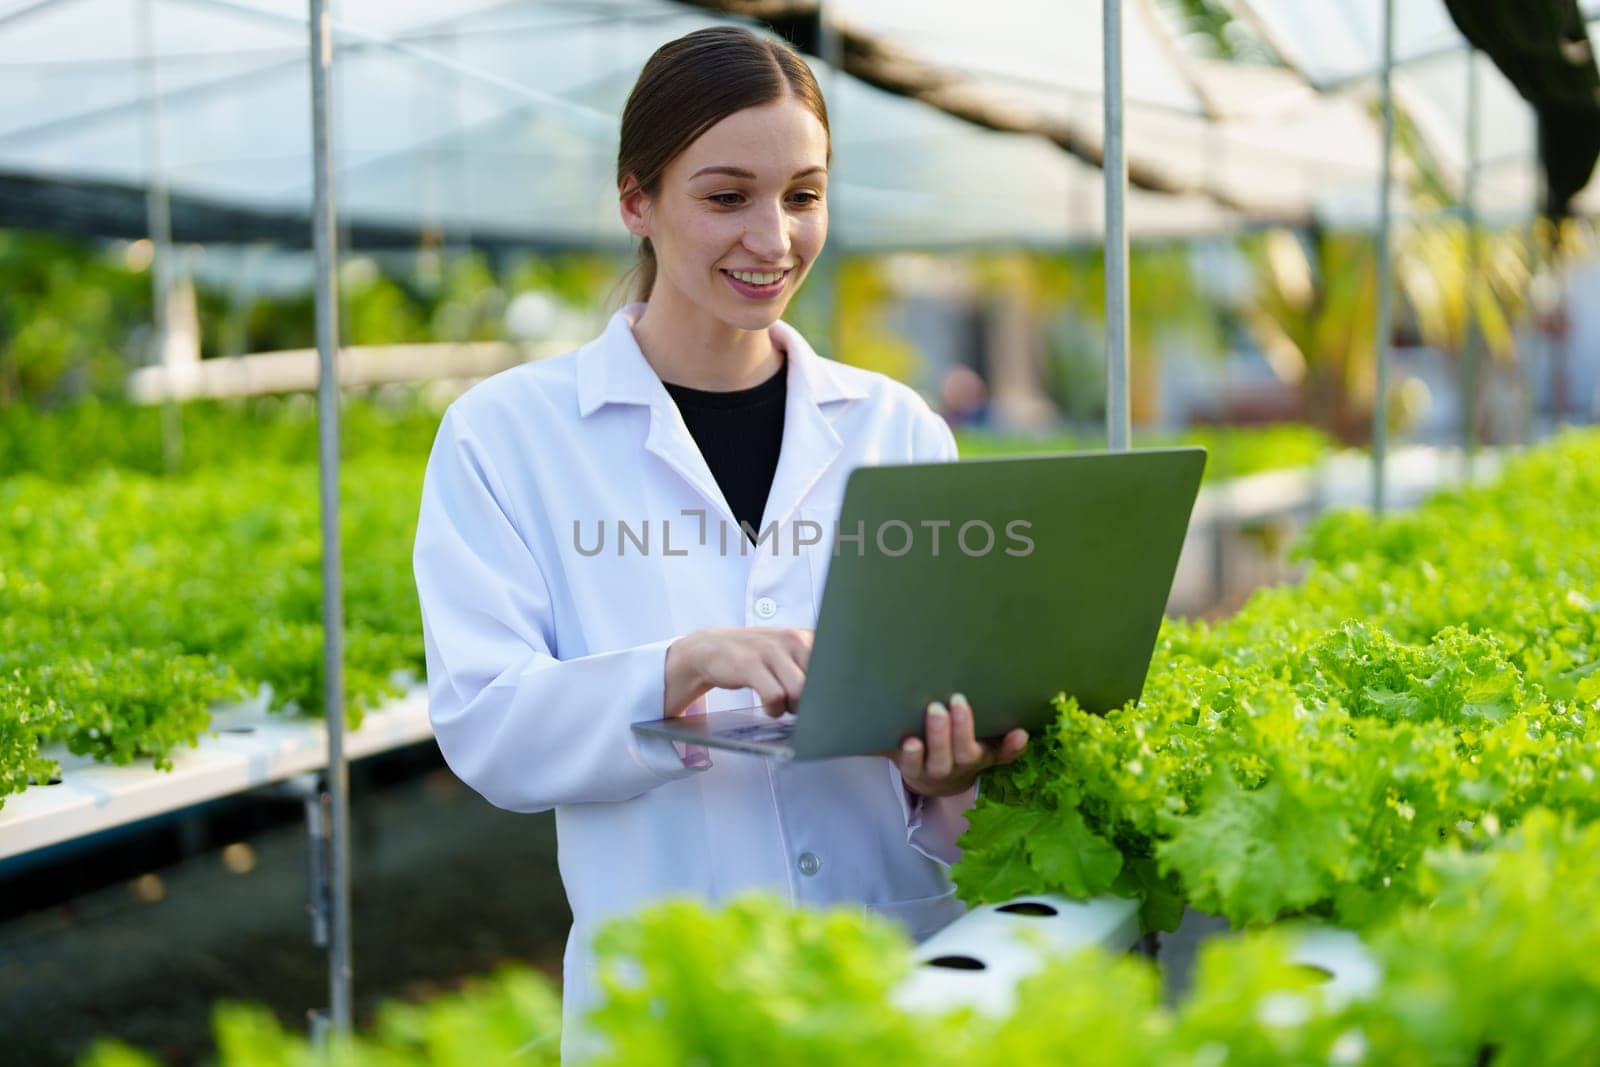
[411,25,1024,1061]
[617,30,831,389]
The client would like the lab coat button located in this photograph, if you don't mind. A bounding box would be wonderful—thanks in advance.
[754,596,779,619]
[797,851,821,877]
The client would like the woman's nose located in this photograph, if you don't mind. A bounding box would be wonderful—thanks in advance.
[742,200,791,261]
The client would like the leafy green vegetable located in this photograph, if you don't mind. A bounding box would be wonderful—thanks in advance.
[957,428,1600,931]
[77,965,562,1067]
[0,454,426,803]
[0,394,441,482]
[82,811,1600,1064]
[585,895,965,1067]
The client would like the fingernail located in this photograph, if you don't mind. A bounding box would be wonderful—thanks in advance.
[902,739,920,754]
[951,692,969,709]
[927,701,948,717]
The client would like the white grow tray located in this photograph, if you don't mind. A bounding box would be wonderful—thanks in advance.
[0,683,432,862]
[895,896,1380,1018]
[896,893,1142,1016]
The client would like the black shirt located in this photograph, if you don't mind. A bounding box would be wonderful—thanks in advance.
[663,356,787,544]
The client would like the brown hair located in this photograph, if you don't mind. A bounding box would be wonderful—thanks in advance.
[615,26,831,305]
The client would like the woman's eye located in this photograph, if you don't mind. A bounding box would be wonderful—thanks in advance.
[708,192,822,207]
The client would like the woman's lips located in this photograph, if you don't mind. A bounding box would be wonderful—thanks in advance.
[721,269,789,299]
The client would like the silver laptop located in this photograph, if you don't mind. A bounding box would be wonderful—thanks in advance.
[632,447,1205,761]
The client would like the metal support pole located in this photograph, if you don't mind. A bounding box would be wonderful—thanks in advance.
[1460,48,1482,476]
[819,2,844,363]
[1371,0,1396,514]
[137,0,182,471]
[1520,214,1538,446]
[1103,0,1130,451]
[263,772,332,948]
[308,0,351,1037]
[1209,517,1228,608]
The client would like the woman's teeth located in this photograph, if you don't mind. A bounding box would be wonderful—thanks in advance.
[727,270,785,285]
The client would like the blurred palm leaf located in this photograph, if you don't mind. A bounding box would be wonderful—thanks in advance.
[1396,220,1529,364]
[1244,229,1378,439]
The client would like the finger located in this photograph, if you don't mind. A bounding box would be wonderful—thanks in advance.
[992,728,1029,765]
[896,736,925,779]
[923,701,954,779]
[948,693,985,767]
[787,629,815,671]
[753,669,790,717]
[730,644,771,694]
[766,652,807,713]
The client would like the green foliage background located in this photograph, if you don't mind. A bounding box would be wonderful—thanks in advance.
[0,231,617,408]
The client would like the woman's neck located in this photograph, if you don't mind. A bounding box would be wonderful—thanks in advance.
[630,286,784,392]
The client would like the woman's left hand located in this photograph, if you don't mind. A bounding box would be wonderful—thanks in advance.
[891,692,1028,798]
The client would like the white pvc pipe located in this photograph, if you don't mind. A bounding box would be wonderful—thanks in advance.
[896,894,1140,1016]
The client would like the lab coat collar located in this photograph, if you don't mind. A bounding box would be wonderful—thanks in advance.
[576,302,869,532]
[576,302,867,416]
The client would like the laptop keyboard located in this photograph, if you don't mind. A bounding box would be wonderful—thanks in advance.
[720,719,797,743]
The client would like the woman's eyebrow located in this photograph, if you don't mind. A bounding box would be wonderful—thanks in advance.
[689,165,828,180]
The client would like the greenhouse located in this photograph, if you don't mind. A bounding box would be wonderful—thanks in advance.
[2,0,1599,1064]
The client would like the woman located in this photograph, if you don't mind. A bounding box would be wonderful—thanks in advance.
[412,25,1028,1053]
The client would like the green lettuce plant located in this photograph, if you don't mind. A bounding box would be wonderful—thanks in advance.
[80,812,1600,1065]
[0,456,425,802]
[956,429,1600,931]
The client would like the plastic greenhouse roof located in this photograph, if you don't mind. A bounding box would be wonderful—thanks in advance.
[0,0,1236,251]
[826,0,1390,221]
[7,0,1581,250]
[826,0,1599,226]
[1231,0,1600,222]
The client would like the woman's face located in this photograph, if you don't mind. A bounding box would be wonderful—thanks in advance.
[623,95,829,331]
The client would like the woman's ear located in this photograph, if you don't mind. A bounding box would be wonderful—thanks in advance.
[619,176,652,239]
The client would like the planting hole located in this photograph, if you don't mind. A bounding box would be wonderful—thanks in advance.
[997,901,1058,917]
[926,955,987,971]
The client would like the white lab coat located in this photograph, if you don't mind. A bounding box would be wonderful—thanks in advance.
[413,302,974,1056]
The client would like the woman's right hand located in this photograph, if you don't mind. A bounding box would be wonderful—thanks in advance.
[664,627,814,718]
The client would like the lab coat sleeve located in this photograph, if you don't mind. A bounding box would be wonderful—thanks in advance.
[891,407,979,866]
[914,404,961,465]
[414,408,707,813]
